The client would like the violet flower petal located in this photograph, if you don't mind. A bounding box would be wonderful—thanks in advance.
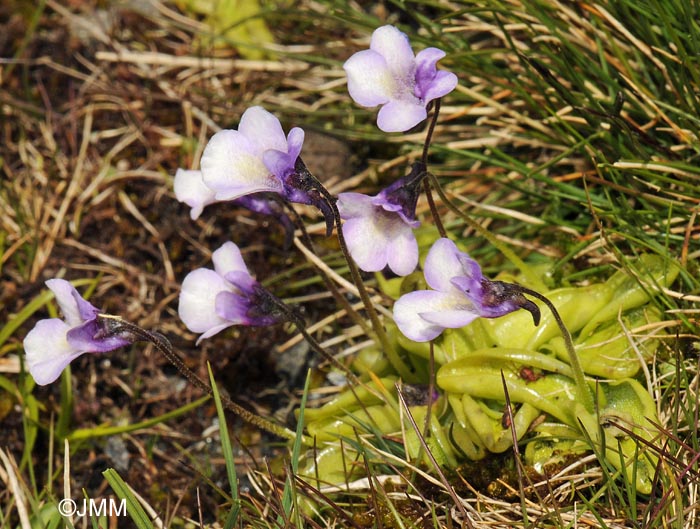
[414,47,446,77]
[212,241,250,278]
[262,149,294,180]
[201,130,282,201]
[178,268,233,342]
[223,270,257,294]
[174,168,218,220]
[386,227,419,277]
[376,99,428,133]
[286,127,305,163]
[344,50,394,107]
[369,25,416,79]
[420,70,459,103]
[24,319,82,385]
[417,307,479,328]
[46,278,97,327]
[337,192,375,217]
[338,191,419,276]
[237,106,288,154]
[449,275,484,302]
[414,47,458,102]
[394,290,474,342]
[66,320,132,353]
[422,238,474,292]
[214,290,250,324]
[341,215,389,272]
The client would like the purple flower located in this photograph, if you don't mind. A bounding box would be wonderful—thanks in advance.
[337,165,424,276]
[23,279,133,385]
[200,106,301,200]
[178,241,284,344]
[393,238,539,342]
[344,25,458,132]
[197,106,331,226]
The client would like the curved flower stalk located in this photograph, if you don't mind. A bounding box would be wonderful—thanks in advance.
[178,241,285,344]
[393,238,539,342]
[197,106,332,231]
[23,279,134,385]
[94,313,305,443]
[337,162,425,276]
[344,25,458,132]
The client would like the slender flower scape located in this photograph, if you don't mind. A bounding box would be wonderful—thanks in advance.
[23,279,133,385]
[178,241,285,344]
[196,106,332,230]
[393,238,540,342]
[344,25,458,132]
[337,164,424,276]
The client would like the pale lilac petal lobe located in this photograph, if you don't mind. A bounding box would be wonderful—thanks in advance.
[450,276,482,300]
[344,50,394,107]
[200,129,281,200]
[212,241,249,278]
[223,270,256,293]
[376,100,427,132]
[178,268,230,334]
[238,106,287,154]
[24,319,81,385]
[419,308,478,328]
[394,290,453,342]
[386,226,418,276]
[423,238,468,291]
[342,216,388,272]
[286,127,305,162]
[338,193,373,219]
[174,169,217,220]
[337,193,375,218]
[45,279,91,327]
[457,253,483,280]
[420,71,458,102]
[414,48,457,101]
[72,292,98,322]
[369,25,415,77]
[415,47,446,70]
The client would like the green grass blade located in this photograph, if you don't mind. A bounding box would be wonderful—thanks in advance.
[280,369,311,522]
[102,468,154,529]
[67,396,209,441]
[207,362,240,528]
